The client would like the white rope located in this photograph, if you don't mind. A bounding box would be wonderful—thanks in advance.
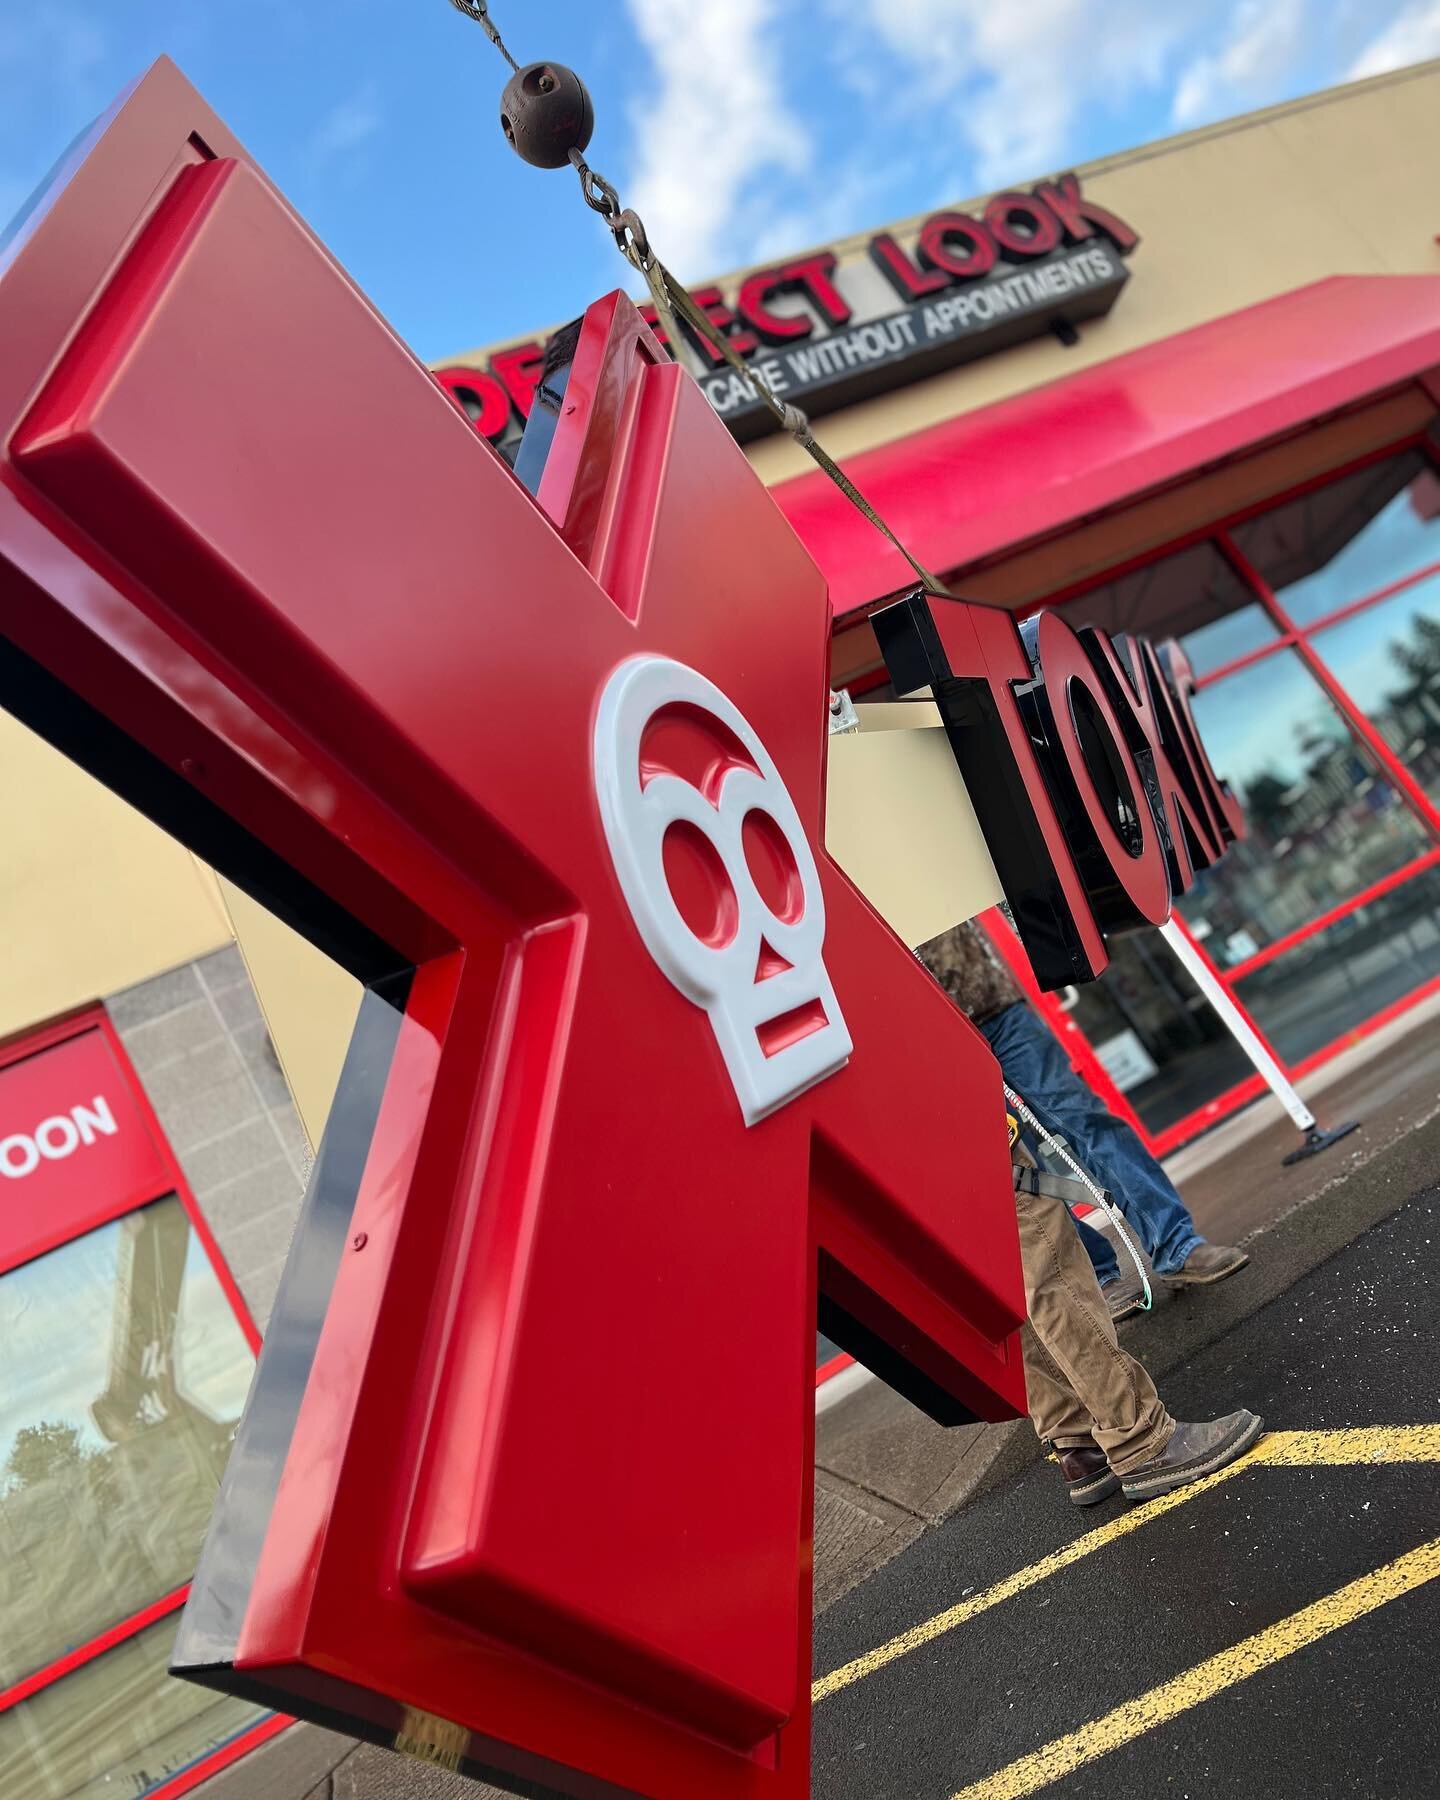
[909,936,1153,1312]
[1001,1080,1153,1313]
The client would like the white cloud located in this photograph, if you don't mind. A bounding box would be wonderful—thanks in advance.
[1171,0,1307,126]
[745,159,885,264]
[622,0,808,276]
[614,0,1424,282]
[850,0,1219,190]
[306,80,383,169]
[1347,0,1440,77]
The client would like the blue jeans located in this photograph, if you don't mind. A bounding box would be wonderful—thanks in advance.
[979,1002,1201,1284]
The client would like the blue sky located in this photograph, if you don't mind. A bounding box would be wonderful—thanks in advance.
[3,1,1438,362]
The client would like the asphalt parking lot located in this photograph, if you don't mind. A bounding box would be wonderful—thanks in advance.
[813,1185,1440,1800]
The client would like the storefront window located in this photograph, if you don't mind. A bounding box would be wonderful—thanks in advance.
[1179,602,1279,678]
[1179,651,1431,965]
[1021,444,1440,1150]
[1232,862,1440,1064]
[0,1197,266,1798]
[1308,573,1440,806]
[0,1618,262,1800]
[1061,935,1254,1135]
[1062,540,1276,677]
[1231,451,1439,626]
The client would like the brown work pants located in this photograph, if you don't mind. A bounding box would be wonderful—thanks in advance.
[1013,1170,1174,1477]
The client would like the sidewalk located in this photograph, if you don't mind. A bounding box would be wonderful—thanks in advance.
[814,998,1440,1608]
[1167,988,1440,1241]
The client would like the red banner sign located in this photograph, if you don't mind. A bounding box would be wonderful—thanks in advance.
[0,1022,169,1273]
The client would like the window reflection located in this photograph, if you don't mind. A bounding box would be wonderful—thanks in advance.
[1234,864,1440,1063]
[1180,653,1430,965]
[1063,935,1255,1133]
[1179,603,1279,678]
[1232,452,1439,626]
[1309,574,1440,806]
[1061,540,1277,677]
[0,1616,265,1800]
[0,1198,255,1687]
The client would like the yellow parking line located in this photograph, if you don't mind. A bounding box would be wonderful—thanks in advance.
[950,1533,1440,1800]
[813,1426,1440,1703]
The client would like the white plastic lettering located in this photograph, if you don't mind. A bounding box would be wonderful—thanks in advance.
[0,1135,39,1179]
[72,1095,117,1145]
[35,1115,80,1159]
[0,1094,120,1178]
[593,654,852,1126]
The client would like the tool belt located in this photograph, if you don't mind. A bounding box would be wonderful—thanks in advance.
[1012,1164,1114,1210]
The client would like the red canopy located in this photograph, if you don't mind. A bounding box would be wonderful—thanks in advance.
[771,275,1440,618]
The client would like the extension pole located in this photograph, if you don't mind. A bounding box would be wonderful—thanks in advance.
[1158,920,1360,1165]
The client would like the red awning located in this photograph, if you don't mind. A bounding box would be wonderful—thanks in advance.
[771,275,1440,618]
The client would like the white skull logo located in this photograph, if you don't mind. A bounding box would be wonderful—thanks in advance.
[593,655,852,1126]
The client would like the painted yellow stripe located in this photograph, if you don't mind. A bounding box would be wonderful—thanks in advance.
[1258,1425,1440,1467]
[950,1532,1440,1800]
[813,1427,1440,1703]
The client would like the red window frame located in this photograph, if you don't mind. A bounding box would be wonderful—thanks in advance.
[815,1351,854,1386]
[0,1005,290,1796]
[1012,426,1440,1156]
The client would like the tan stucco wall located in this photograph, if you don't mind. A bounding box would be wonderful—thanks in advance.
[0,700,360,1148]
[218,877,361,1148]
[442,60,1440,490]
[0,712,232,1043]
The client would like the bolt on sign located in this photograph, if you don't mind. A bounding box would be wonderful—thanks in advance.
[0,61,1031,1800]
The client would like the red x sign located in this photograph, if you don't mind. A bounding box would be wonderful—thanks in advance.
[0,61,1024,1799]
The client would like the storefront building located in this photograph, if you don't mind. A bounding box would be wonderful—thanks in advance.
[448,55,1440,1158]
[1,53,1438,1800]
[0,709,359,1797]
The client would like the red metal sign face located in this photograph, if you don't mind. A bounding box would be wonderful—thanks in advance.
[0,61,1025,1800]
[0,1023,169,1272]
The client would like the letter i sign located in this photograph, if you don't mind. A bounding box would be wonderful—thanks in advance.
[0,61,1025,1800]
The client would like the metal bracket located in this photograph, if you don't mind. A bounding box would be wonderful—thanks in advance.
[827,688,860,736]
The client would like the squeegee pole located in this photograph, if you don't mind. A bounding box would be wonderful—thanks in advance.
[1158,919,1317,1134]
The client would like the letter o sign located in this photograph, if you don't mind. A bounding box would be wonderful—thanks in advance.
[0,1134,40,1178]
[35,1115,80,1159]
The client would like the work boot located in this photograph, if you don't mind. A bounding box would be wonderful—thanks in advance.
[1161,1242,1249,1287]
[1101,1272,1147,1322]
[1120,1410,1264,1501]
[1054,1438,1122,1507]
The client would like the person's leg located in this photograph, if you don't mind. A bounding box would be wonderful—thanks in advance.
[1013,1150,1263,1504]
[1012,1166,1173,1480]
[1015,1120,1147,1313]
[1015,1104,1125,1287]
[984,1003,1201,1277]
[1074,1213,1121,1286]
